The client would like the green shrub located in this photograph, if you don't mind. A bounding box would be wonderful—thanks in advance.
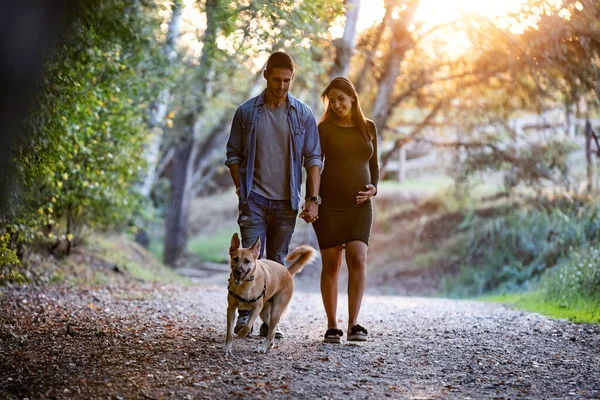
[0,0,164,265]
[441,201,600,296]
[542,247,600,304]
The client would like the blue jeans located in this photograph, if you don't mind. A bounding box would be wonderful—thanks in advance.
[238,191,298,265]
[236,191,298,324]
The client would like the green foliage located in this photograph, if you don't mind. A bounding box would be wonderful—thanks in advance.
[0,234,20,266]
[0,233,27,285]
[1,0,165,261]
[440,197,600,297]
[541,247,600,306]
[187,230,233,264]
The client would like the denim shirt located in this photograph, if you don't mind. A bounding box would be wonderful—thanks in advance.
[225,90,322,210]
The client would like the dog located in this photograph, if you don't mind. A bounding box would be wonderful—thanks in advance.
[224,233,317,355]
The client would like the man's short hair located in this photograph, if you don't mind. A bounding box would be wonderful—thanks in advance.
[266,51,295,74]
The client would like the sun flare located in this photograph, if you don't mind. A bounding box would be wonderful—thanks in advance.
[356,0,527,31]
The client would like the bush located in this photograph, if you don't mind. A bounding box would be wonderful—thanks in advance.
[0,0,164,266]
[440,200,600,297]
[542,247,600,305]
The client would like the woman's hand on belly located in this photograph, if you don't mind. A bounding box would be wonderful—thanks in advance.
[356,184,376,204]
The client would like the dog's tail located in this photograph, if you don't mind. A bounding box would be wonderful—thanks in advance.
[285,245,318,276]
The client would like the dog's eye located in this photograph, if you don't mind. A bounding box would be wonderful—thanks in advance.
[232,256,239,262]
[244,258,251,264]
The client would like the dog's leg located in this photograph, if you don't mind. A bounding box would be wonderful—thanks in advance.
[236,306,261,338]
[224,304,236,356]
[259,302,271,327]
[256,294,291,354]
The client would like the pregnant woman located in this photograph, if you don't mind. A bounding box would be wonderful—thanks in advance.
[311,77,379,343]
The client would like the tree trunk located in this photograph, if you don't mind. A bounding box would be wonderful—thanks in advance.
[586,118,594,193]
[140,0,183,197]
[162,0,218,267]
[163,125,193,267]
[329,0,361,80]
[370,7,417,132]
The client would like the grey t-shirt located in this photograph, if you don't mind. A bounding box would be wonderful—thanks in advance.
[252,104,291,200]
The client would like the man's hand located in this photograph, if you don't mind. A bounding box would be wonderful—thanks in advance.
[299,200,319,223]
[356,184,376,204]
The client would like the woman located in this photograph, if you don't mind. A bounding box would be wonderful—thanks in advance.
[312,77,379,343]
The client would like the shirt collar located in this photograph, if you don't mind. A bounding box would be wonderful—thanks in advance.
[254,89,298,110]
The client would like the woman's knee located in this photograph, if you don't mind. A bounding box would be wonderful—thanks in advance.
[346,253,367,270]
[321,259,342,278]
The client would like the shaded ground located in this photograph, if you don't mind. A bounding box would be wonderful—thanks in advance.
[1,280,599,399]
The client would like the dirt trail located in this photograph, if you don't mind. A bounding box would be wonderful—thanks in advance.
[1,281,599,400]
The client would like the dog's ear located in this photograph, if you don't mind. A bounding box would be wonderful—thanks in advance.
[249,236,261,259]
[229,233,240,254]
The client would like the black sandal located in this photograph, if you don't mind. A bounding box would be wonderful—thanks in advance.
[347,324,368,341]
[323,328,343,344]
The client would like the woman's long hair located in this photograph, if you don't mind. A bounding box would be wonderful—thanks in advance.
[319,77,373,141]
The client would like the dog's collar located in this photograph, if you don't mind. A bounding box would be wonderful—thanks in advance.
[227,281,266,304]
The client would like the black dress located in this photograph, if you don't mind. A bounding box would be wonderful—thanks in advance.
[313,120,379,249]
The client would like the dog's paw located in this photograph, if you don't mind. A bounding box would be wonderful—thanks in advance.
[237,326,251,338]
[224,345,234,357]
[254,343,271,354]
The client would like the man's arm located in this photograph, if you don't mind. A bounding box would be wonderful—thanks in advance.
[228,163,241,195]
[300,165,320,223]
[300,109,322,223]
[225,108,244,196]
[225,108,244,168]
[305,165,320,198]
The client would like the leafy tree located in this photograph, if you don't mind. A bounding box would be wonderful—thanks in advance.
[0,0,165,269]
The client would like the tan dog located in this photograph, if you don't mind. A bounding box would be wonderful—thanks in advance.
[224,233,317,355]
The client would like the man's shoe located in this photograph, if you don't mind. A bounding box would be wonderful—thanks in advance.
[234,311,252,335]
[259,322,284,339]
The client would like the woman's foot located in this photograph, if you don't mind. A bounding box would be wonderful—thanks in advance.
[323,328,344,343]
[347,324,368,341]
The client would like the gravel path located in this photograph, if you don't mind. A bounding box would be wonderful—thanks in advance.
[1,281,599,399]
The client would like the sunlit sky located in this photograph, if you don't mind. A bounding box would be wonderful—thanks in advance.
[175,0,534,60]
[353,0,527,32]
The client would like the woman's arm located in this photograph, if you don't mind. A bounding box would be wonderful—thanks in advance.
[369,122,380,194]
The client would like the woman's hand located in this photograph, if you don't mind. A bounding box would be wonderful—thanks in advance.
[356,184,376,204]
[300,201,319,223]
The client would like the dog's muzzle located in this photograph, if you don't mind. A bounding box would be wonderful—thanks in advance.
[233,268,251,285]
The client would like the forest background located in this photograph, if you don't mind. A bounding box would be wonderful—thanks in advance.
[1,0,599,322]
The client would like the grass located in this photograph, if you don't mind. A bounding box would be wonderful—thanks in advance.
[87,235,188,285]
[379,175,454,193]
[482,291,600,324]
[187,229,233,264]
[148,238,164,263]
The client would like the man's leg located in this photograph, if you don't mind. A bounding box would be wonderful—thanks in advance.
[238,192,268,256]
[260,200,298,338]
[265,200,298,264]
[235,191,268,334]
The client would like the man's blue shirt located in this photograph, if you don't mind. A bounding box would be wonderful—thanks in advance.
[225,90,322,210]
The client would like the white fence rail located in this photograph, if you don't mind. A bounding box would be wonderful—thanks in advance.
[382,109,600,182]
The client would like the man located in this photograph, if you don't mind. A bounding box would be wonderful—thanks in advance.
[225,51,322,339]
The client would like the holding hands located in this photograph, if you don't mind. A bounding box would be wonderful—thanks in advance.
[300,199,319,224]
[356,184,376,204]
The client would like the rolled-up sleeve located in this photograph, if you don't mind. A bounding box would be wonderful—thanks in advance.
[225,107,244,167]
[302,109,323,170]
